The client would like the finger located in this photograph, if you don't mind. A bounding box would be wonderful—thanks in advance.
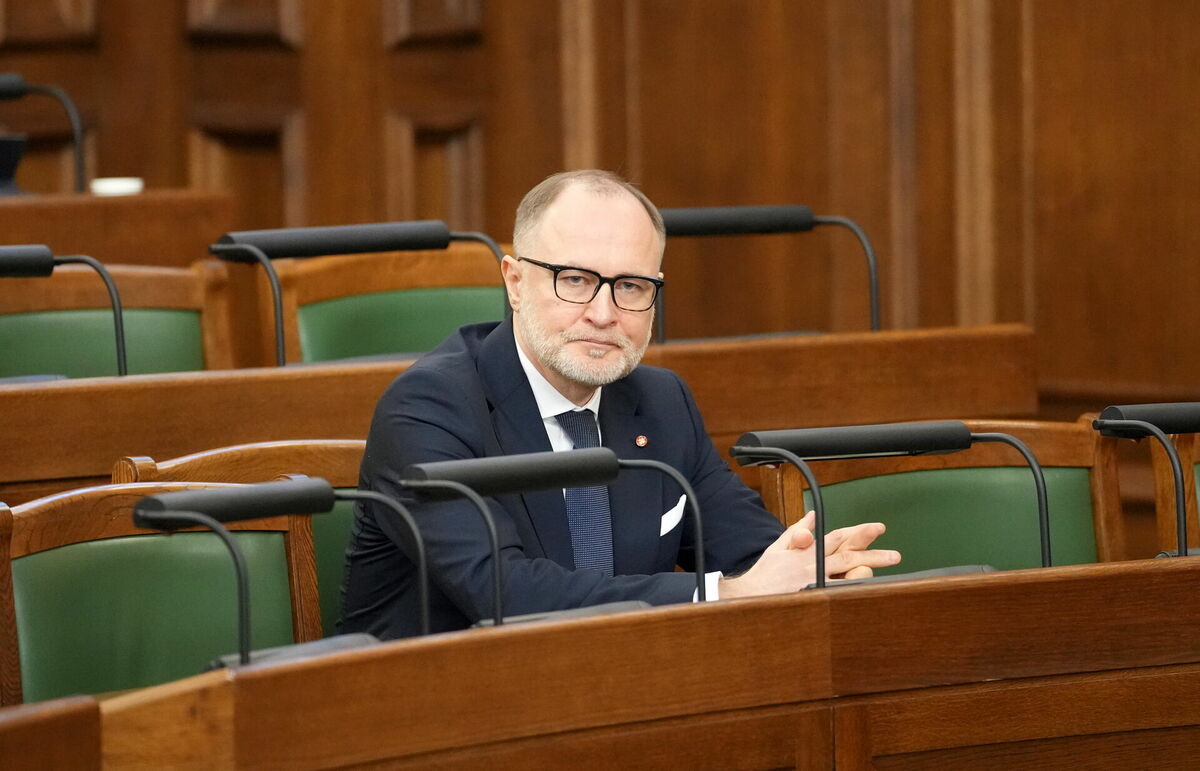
[824,548,900,576]
[824,522,887,555]
[769,518,814,551]
[840,565,874,580]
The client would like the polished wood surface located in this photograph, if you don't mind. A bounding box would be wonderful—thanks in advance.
[98,557,1200,768]
[759,417,1128,561]
[1151,431,1200,553]
[0,325,1035,506]
[0,190,232,268]
[0,482,321,704]
[0,695,100,770]
[0,360,408,506]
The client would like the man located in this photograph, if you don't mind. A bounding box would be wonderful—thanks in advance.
[341,170,899,639]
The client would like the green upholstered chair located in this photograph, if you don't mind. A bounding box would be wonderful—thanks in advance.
[114,440,365,638]
[0,482,321,705]
[268,243,505,363]
[757,418,1125,573]
[0,261,234,378]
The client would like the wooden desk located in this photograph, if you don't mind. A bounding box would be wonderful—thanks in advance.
[0,325,1036,506]
[99,557,1200,768]
[0,190,233,268]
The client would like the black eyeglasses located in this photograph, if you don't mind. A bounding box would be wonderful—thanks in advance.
[518,256,664,312]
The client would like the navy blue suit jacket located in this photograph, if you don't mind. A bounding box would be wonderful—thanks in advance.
[340,320,784,639]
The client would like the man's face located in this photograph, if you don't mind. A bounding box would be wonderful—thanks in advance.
[504,185,662,404]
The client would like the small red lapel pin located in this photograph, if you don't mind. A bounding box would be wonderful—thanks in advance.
[635,435,649,447]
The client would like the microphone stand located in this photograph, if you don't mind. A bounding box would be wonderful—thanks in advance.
[209,242,285,367]
[616,458,706,600]
[401,478,505,626]
[55,255,127,376]
[135,509,251,665]
[728,446,827,588]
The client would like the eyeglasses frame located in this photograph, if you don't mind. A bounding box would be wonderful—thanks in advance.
[517,256,664,312]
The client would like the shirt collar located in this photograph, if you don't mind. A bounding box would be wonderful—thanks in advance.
[514,331,602,419]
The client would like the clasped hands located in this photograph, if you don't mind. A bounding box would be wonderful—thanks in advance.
[719,512,900,599]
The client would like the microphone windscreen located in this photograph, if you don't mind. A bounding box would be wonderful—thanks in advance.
[215,221,452,260]
[661,205,816,237]
[134,478,337,531]
[0,73,30,100]
[403,447,620,498]
[0,244,54,277]
[734,420,973,461]
[1097,403,1200,437]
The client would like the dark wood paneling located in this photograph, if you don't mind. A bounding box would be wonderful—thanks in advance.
[0,0,96,44]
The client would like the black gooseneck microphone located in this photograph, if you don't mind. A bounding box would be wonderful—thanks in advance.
[731,420,1051,580]
[210,220,506,366]
[132,506,254,665]
[0,245,127,375]
[135,477,432,637]
[1093,403,1200,558]
[658,204,881,337]
[401,447,623,626]
[614,458,707,600]
[0,73,85,193]
[727,444,829,588]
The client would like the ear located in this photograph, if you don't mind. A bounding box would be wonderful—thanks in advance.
[500,254,522,311]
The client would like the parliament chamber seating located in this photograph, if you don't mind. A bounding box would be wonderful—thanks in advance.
[0,695,99,769]
[0,482,321,705]
[0,260,234,378]
[758,417,1128,570]
[113,440,366,637]
[263,242,506,363]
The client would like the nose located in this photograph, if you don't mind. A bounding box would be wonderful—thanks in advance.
[582,281,619,326]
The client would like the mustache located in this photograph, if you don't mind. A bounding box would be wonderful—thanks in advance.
[559,331,631,348]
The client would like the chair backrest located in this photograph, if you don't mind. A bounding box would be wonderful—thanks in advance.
[757,418,1126,572]
[114,440,365,638]
[265,242,505,363]
[0,260,234,377]
[0,481,320,705]
[1150,430,1200,554]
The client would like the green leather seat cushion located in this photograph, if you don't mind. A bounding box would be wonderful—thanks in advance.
[803,467,1099,574]
[0,308,205,378]
[298,287,505,362]
[14,532,294,702]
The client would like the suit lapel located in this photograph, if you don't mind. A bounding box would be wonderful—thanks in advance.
[477,322,574,567]
[600,380,664,576]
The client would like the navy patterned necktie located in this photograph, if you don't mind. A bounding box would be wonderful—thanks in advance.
[553,409,614,576]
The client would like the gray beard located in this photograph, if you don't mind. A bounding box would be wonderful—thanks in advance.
[517,308,651,388]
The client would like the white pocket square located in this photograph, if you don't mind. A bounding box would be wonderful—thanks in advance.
[659,494,687,536]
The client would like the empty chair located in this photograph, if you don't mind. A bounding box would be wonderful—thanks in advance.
[0,261,234,378]
[0,481,320,704]
[114,440,364,637]
[263,242,505,363]
[756,418,1126,572]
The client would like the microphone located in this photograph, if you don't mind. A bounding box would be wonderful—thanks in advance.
[0,246,127,375]
[1093,403,1200,558]
[134,507,254,665]
[136,478,433,636]
[214,221,452,261]
[731,419,1051,579]
[614,458,707,601]
[659,204,881,333]
[0,73,85,192]
[401,448,622,626]
[209,220,506,366]
[733,421,973,460]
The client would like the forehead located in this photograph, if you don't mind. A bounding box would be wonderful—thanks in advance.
[530,185,662,275]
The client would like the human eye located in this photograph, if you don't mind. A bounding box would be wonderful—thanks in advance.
[616,278,650,295]
[559,270,596,287]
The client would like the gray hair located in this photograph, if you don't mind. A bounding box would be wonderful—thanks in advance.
[512,169,666,258]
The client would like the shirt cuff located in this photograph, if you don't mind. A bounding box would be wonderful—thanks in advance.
[692,571,723,602]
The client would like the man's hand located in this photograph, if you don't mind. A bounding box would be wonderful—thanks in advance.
[718,511,900,599]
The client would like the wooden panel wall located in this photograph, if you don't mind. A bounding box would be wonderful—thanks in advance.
[0,1,1196,410]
